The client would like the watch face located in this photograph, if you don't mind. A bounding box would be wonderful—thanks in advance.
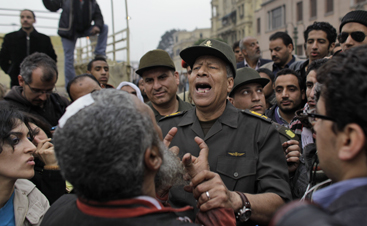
[240,208,252,222]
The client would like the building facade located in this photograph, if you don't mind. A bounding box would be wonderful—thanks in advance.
[255,0,367,59]
[211,0,262,47]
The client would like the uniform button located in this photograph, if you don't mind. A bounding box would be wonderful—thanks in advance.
[234,172,239,177]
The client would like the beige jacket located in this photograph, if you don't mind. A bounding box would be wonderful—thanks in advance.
[14,179,49,226]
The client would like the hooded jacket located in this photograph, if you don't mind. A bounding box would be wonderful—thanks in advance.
[0,86,69,127]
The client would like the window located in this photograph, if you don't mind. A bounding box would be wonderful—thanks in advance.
[325,0,333,13]
[310,0,317,18]
[257,18,261,34]
[297,2,303,22]
[238,4,244,19]
[268,5,285,30]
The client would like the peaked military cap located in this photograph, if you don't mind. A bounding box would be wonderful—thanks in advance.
[136,49,175,76]
[180,39,237,78]
[229,67,269,97]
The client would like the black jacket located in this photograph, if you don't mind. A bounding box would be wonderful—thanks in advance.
[0,29,57,87]
[43,0,104,39]
[0,86,69,127]
[289,59,309,81]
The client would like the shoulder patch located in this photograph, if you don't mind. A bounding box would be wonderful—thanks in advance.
[159,111,187,121]
[275,124,300,141]
[241,109,271,123]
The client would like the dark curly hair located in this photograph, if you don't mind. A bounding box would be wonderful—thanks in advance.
[316,45,367,138]
[304,22,337,48]
[0,109,32,154]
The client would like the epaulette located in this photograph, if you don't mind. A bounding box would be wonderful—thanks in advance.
[159,110,187,121]
[240,109,271,123]
[276,125,300,141]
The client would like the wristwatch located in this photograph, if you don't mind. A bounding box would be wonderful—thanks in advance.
[235,191,252,222]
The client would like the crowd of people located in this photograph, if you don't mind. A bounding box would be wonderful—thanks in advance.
[0,2,367,226]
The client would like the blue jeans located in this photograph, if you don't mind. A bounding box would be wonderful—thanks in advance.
[62,24,108,87]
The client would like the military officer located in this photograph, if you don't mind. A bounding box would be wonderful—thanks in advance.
[228,67,307,199]
[159,39,291,226]
[136,49,193,122]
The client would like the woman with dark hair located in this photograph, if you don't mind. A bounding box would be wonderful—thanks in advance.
[0,109,49,225]
[23,113,66,204]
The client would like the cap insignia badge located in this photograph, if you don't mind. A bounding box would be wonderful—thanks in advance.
[204,40,212,47]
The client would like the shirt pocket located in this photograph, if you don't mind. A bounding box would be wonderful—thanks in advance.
[216,156,257,192]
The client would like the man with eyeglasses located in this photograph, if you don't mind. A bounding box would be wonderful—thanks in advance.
[0,52,69,128]
[339,10,367,52]
[270,43,367,226]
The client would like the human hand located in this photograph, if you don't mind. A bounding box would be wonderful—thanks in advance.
[34,138,58,167]
[187,170,241,212]
[163,127,179,155]
[282,140,301,173]
[182,136,209,181]
[90,26,100,35]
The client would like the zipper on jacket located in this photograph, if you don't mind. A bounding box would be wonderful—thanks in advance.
[26,35,30,56]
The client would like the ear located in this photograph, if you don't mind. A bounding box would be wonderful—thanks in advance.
[86,70,91,74]
[228,96,234,105]
[339,123,366,161]
[144,145,162,172]
[227,77,234,93]
[174,71,180,86]
[287,44,294,53]
[329,42,336,53]
[18,75,25,86]
[301,89,306,100]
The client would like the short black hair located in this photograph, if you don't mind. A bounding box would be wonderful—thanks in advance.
[66,73,101,101]
[87,57,108,71]
[257,68,274,83]
[304,22,337,48]
[21,9,36,19]
[306,58,329,76]
[232,41,240,51]
[275,68,305,91]
[317,45,367,142]
[269,32,294,50]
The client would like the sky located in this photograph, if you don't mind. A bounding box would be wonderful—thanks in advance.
[0,0,212,62]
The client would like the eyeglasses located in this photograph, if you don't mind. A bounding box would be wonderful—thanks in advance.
[338,31,367,43]
[25,82,54,94]
[307,113,336,125]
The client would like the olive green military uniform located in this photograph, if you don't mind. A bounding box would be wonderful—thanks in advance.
[159,102,292,224]
[147,95,193,122]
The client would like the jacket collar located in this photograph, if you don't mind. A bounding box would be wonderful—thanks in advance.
[178,101,238,140]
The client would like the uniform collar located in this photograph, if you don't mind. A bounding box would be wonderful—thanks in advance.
[178,101,236,127]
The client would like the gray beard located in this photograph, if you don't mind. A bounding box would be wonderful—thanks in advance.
[155,142,188,191]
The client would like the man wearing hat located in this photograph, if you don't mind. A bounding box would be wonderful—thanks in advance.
[228,67,306,199]
[159,39,291,225]
[136,49,193,121]
[339,10,367,52]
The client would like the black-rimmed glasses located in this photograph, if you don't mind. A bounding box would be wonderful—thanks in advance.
[338,31,367,43]
[307,113,336,125]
